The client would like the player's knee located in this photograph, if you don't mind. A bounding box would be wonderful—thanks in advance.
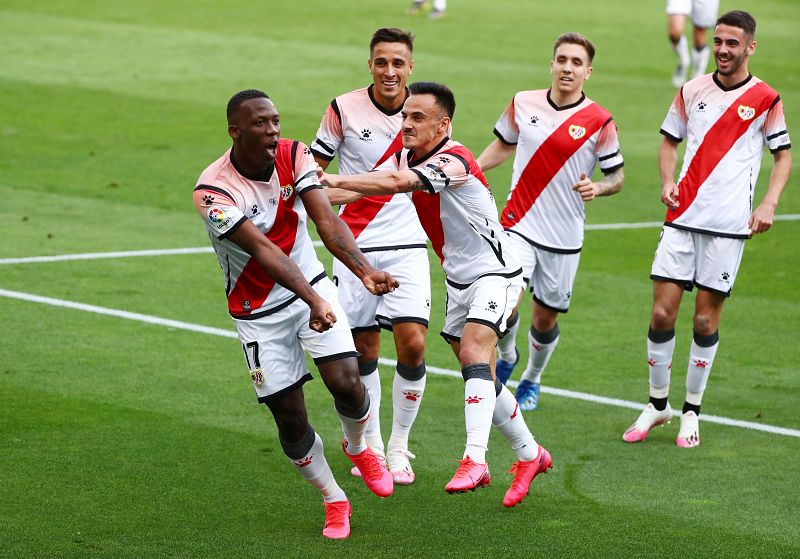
[651,304,677,330]
[354,335,380,362]
[326,370,364,404]
[693,313,716,336]
[399,335,426,365]
[272,410,309,443]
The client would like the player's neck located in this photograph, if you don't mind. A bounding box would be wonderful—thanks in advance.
[548,88,584,109]
[230,147,274,181]
[410,134,449,162]
[715,66,750,89]
[373,91,405,112]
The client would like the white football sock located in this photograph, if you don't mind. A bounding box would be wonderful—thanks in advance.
[359,366,384,455]
[388,364,426,451]
[673,35,690,68]
[336,392,370,455]
[685,331,719,407]
[493,382,538,461]
[691,45,710,79]
[283,429,347,503]
[648,328,676,399]
[497,313,520,363]
[520,326,559,385]
[462,367,496,464]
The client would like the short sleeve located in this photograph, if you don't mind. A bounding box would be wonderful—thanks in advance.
[596,119,624,174]
[410,152,470,194]
[293,142,324,194]
[764,97,791,153]
[310,100,343,161]
[659,89,687,142]
[193,186,246,240]
[493,95,519,145]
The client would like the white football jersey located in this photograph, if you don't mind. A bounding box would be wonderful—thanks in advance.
[493,89,623,252]
[378,137,521,287]
[193,140,326,319]
[660,72,791,237]
[311,85,427,251]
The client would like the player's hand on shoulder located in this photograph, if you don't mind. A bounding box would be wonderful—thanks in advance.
[361,269,399,295]
[572,173,597,201]
[661,181,679,209]
[308,297,336,332]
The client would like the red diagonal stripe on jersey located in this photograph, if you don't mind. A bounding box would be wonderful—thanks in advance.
[667,82,776,222]
[501,103,610,228]
[227,143,299,315]
[339,131,404,239]
[411,191,444,263]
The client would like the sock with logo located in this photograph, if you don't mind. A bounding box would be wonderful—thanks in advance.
[388,361,426,450]
[281,425,346,503]
[685,330,719,415]
[336,391,371,455]
[462,363,496,464]
[497,312,520,363]
[520,324,560,385]
[648,327,675,407]
[358,359,384,455]
[492,379,538,461]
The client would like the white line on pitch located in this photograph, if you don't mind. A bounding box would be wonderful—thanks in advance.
[1,286,798,440]
[3,214,798,265]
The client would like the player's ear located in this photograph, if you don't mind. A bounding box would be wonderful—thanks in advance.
[747,40,756,56]
[409,59,415,74]
[228,124,240,140]
[585,66,593,80]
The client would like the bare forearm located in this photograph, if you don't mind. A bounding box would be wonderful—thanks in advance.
[249,245,321,306]
[594,168,624,197]
[325,170,422,195]
[659,139,679,186]
[318,217,372,278]
[477,139,515,171]
[762,151,792,207]
[325,186,363,205]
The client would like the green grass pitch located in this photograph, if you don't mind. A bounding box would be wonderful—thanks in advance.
[1,0,799,557]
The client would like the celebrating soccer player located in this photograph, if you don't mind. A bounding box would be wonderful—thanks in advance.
[478,32,624,411]
[623,11,792,447]
[193,90,400,539]
[310,29,430,486]
[319,81,552,508]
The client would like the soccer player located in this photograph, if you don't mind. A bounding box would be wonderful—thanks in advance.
[319,81,553,508]
[666,0,720,87]
[193,90,400,539]
[623,11,792,448]
[408,0,446,19]
[478,33,624,411]
[310,28,430,485]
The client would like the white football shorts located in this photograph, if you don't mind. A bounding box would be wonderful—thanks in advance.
[666,0,720,28]
[332,247,431,330]
[441,272,524,342]
[507,232,581,313]
[234,276,357,402]
[650,226,745,296]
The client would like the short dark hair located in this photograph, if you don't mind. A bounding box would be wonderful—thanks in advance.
[370,27,415,55]
[408,81,456,118]
[227,89,269,122]
[553,32,596,63]
[716,10,757,39]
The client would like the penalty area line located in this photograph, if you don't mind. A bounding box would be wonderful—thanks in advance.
[1,287,798,440]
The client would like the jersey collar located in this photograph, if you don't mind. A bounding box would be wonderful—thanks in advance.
[368,84,408,116]
[712,71,753,92]
[229,148,274,182]
[407,136,450,168]
[546,89,586,111]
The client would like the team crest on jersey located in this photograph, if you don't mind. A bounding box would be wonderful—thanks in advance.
[568,124,586,140]
[249,368,265,387]
[737,105,756,121]
[280,184,294,201]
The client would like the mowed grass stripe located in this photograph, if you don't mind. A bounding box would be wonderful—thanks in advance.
[2,286,797,439]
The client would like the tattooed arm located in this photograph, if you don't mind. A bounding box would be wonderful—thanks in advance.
[317,168,430,196]
[300,188,398,295]
[571,167,625,202]
[228,219,335,332]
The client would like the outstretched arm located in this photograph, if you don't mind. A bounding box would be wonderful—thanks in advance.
[477,139,516,171]
[572,167,625,202]
[300,188,398,294]
[658,136,681,209]
[228,219,335,332]
[317,167,428,196]
[750,149,792,235]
